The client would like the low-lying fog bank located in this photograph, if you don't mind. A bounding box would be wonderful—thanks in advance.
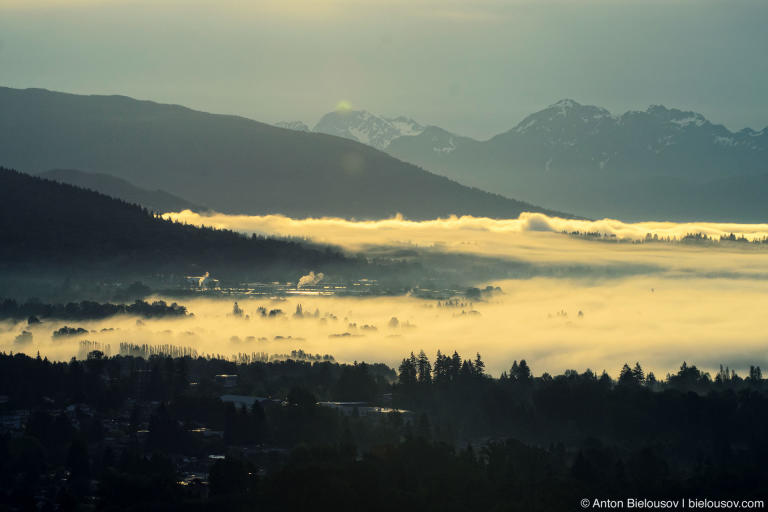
[164,211,768,280]
[5,212,765,378]
[3,276,766,379]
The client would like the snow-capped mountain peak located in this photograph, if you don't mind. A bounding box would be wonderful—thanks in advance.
[313,109,425,150]
[549,98,582,110]
[514,100,614,134]
[643,105,709,128]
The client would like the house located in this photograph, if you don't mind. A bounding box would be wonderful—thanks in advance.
[215,374,238,388]
[317,402,409,417]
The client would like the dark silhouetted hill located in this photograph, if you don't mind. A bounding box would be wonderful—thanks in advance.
[0,167,351,278]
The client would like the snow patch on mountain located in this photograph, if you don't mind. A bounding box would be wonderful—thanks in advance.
[313,110,425,150]
[714,135,737,147]
[549,99,580,111]
[514,99,615,135]
[670,115,706,128]
[388,116,425,137]
[274,121,310,132]
[433,136,456,154]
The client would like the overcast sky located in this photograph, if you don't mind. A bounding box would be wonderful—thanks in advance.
[1,0,766,139]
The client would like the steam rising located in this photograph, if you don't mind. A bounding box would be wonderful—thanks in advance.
[4,212,767,378]
[297,271,324,288]
[2,277,767,379]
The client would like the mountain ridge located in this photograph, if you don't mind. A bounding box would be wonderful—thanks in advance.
[383,100,767,221]
[282,100,767,179]
[0,86,572,221]
[38,168,205,213]
[289,99,767,221]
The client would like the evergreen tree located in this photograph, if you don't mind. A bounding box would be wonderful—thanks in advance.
[433,350,448,384]
[449,351,462,382]
[460,359,475,378]
[618,363,637,386]
[398,353,418,386]
[510,361,519,381]
[632,362,645,385]
[417,350,432,384]
[514,359,532,382]
[474,353,485,377]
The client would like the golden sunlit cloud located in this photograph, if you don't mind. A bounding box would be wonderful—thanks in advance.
[163,211,768,278]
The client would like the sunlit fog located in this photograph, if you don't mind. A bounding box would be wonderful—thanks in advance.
[165,210,768,277]
[7,212,767,378]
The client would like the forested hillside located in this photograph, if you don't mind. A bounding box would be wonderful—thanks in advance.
[0,167,351,279]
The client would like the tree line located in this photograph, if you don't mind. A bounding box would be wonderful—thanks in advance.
[0,297,188,322]
[1,350,767,510]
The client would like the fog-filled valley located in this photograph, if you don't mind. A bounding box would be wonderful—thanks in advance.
[166,210,768,274]
[7,211,768,379]
[3,1,768,508]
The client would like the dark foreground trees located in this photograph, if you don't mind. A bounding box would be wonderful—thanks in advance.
[0,350,766,511]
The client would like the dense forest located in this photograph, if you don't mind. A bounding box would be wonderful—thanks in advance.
[0,167,356,280]
[1,350,765,511]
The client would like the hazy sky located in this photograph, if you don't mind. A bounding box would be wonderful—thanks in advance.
[1,0,766,139]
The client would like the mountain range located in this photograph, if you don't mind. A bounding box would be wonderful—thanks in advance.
[277,111,427,151]
[283,100,768,221]
[0,87,567,220]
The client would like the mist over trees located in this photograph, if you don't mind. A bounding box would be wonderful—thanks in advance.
[1,2,765,509]
[0,297,188,322]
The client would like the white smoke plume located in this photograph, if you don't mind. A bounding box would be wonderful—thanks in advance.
[17,211,751,377]
[297,271,324,288]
